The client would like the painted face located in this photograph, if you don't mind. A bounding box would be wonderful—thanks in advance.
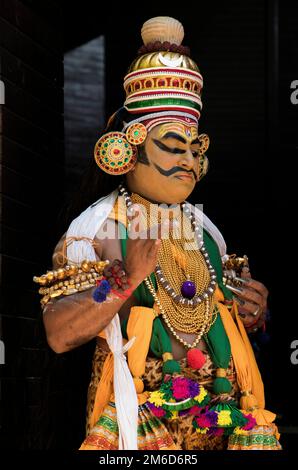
[126,122,202,204]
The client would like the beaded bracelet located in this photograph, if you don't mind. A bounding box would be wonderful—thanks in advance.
[92,259,132,303]
[103,259,131,291]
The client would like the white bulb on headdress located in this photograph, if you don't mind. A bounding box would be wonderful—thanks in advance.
[141,16,184,46]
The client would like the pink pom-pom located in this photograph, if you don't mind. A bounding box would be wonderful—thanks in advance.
[242,413,257,431]
[187,349,206,370]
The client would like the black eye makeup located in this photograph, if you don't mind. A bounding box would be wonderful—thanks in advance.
[152,139,186,155]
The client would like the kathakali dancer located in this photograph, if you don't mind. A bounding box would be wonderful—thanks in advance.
[36,17,281,450]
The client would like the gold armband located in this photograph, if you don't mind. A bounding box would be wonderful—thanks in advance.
[34,259,109,307]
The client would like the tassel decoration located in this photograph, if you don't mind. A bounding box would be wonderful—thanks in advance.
[133,377,144,393]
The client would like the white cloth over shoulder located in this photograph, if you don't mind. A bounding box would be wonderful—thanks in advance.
[66,189,119,263]
[105,316,138,450]
[66,188,138,449]
[64,188,227,450]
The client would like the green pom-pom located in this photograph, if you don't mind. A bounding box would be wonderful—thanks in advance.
[213,377,232,394]
[162,360,181,376]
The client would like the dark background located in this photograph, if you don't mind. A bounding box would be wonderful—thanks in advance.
[0,0,297,450]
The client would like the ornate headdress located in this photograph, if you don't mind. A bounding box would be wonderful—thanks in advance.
[94,17,207,175]
[122,16,203,132]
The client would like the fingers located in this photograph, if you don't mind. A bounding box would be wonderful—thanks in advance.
[237,309,258,327]
[245,314,265,333]
[229,284,264,307]
[234,292,266,330]
[241,266,251,279]
[242,278,268,298]
[236,299,262,317]
[237,305,262,329]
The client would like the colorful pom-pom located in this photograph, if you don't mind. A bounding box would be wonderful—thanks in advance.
[97,279,111,294]
[93,279,112,303]
[212,377,232,394]
[92,288,107,303]
[241,413,257,431]
[187,348,206,370]
[162,359,181,376]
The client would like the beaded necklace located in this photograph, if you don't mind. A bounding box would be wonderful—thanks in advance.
[119,185,217,348]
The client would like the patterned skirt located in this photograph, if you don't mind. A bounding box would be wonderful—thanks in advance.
[81,340,281,450]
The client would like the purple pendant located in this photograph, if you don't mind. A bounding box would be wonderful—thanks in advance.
[181,280,196,299]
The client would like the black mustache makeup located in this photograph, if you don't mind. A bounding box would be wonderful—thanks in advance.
[136,143,197,179]
[136,139,198,180]
[153,163,196,179]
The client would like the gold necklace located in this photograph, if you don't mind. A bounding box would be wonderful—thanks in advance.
[120,186,217,346]
[144,276,218,349]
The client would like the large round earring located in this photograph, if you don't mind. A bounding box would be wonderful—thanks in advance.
[94,132,137,175]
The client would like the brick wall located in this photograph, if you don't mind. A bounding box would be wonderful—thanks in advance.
[1,0,297,450]
[0,0,66,449]
[64,35,105,197]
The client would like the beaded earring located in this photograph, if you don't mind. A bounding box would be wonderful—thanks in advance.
[197,133,210,182]
[94,123,147,175]
[197,154,209,182]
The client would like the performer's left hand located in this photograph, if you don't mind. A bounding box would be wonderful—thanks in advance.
[234,266,268,332]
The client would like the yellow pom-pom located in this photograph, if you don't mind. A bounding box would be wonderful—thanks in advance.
[196,427,208,434]
[217,410,232,426]
[148,391,165,407]
[194,387,208,403]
